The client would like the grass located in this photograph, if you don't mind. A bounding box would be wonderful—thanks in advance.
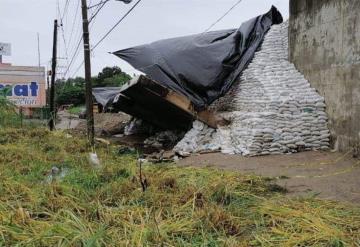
[68,106,85,115]
[0,95,22,128]
[0,127,359,246]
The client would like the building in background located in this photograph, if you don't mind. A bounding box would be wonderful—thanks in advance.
[289,0,360,152]
[0,42,46,116]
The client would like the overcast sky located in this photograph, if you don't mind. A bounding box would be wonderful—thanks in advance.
[0,0,289,78]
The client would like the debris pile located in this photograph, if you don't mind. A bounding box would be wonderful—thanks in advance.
[124,118,157,136]
[75,113,131,136]
[144,130,185,150]
[175,22,330,156]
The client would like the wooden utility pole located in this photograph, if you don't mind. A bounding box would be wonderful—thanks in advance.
[81,0,95,146]
[49,19,58,131]
[37,33,41,68]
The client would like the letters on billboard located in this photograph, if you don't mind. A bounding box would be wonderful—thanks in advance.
[0,82,42,106]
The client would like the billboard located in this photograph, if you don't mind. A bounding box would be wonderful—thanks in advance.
[0,66,46,107]
[0,43,11,56]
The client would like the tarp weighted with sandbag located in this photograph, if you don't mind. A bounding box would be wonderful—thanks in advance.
[113,6,283,110]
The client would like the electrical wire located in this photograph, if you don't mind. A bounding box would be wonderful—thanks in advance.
[89,0,109,23]
[203,0,243,33]
[65,0,109,77]
[56,0,73,77]
[88,0,110,9]
[60,25,69,63]
[64,36,83,77]
[61,0,71,21]
[70,60,85,78]
[69,0,143,78]
[67,0,81,53]
[92,0,143,50]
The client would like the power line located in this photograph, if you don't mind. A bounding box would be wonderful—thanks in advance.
[60,24,69,62]
[56,0,71,77]
[89,0,110,23]
[68,23,83,58]
[64,36,83,77]
[203,0,243,33]
[65,0,108,77]
[65,0,83,75]
[69,0,143,78]
[64,10,98,77]
[92,0,143,50]
[88,0,110,9]
[67,0,81,51]
[61,0,71,21]
[71,60,85,78]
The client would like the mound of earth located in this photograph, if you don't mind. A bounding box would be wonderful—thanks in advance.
[75,112,131,136]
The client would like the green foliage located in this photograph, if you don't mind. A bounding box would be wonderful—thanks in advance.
[94,66,131,88]
[0,87,21,127]
[55,83,85,106]
[54,67,131,107]
[68,105,85,115]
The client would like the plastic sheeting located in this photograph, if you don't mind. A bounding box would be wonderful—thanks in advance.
[92,87,121,109]
[113,6,283,110]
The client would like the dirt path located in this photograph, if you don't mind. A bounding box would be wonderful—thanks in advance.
[56,111,80,130]
[178,151,360,204]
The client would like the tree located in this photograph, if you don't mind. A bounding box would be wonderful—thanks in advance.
[94,66,131,87]
[53,67,131,107]
[55,77,85,106]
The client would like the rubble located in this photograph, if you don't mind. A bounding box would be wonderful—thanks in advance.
[75,113,131,136]
[111,75,220,130]
[124,118,158,136]
[144,130,185,150]
[175,21,331,156]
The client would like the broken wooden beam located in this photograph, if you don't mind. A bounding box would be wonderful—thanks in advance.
[113,75,221,130]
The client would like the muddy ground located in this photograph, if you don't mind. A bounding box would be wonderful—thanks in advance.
[178,151,360,205]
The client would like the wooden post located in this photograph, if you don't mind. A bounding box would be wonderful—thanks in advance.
[81,0,95,147]
[49,20,58,131]
[20,107,23,128]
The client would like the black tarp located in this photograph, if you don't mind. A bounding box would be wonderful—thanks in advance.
[113,6,283,110]
[92,87,122,109]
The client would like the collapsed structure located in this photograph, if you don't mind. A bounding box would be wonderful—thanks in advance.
[174,22,330,156]
[93,6,331,157]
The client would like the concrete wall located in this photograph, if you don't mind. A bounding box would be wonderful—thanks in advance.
[289,0,360,152]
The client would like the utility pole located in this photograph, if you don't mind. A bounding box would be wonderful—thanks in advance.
[81,0,95,146]
[49,20,58,131]
[37,33,41,68]
[47,69,51,106]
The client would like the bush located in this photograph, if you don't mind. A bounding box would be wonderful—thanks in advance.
[0,90,21,127]
[55,84,85,106]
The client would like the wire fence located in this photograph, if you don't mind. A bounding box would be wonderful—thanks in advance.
[0,99,51,128]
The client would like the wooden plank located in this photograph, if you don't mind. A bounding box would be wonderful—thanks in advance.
[165,91,193,111]
[115,75,224,129]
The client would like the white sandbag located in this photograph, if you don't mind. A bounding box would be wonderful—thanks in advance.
[174,21,330,156]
